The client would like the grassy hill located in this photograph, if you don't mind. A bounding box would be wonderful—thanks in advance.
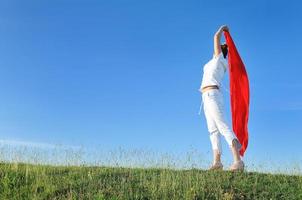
[0,162,301,200]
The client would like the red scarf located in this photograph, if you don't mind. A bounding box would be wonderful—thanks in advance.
[224,31,249,157]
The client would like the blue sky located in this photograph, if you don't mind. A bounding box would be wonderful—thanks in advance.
[0,0,301,171]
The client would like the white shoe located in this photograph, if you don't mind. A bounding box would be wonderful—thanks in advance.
[229,160,244,172]
[208,162,223,171]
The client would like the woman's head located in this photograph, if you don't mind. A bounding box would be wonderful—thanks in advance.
[221,44,228,58]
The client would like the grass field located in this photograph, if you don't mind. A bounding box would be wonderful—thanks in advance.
[0,162,301,200]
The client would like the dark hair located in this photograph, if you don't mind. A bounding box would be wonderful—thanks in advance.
[221,44,228,58]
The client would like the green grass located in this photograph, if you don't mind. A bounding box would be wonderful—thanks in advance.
[0,162,301,200]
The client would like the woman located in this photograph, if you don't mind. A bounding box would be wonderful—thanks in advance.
[200,25,244,171]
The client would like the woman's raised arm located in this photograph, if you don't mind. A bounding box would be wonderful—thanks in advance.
[214,25,229,57]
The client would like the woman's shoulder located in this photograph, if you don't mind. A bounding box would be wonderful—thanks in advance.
[213,52,224,60]
[203,53,227,69]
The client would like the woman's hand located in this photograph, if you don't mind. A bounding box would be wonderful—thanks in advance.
[220,25,229,32]
[216,25,229,35]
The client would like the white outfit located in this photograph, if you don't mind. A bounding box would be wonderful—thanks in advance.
[199,53,239,154]
[200,53,228,90]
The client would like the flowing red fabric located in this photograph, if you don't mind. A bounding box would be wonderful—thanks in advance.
[224,31,249,157]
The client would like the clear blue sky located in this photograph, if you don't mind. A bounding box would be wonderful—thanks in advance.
[0,0,301,171]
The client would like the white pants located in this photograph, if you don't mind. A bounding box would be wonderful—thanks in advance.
[202,89,238,154]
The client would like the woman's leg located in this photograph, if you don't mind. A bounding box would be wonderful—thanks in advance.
[231,139,242,162]
[203,94,223,166]
[209,130,222,157]
[204,90,244,169]
[229,139,245,171]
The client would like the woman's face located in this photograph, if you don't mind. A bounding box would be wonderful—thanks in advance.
[221,44,228,58]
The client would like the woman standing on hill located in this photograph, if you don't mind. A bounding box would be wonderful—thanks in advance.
[200,25,244,171]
